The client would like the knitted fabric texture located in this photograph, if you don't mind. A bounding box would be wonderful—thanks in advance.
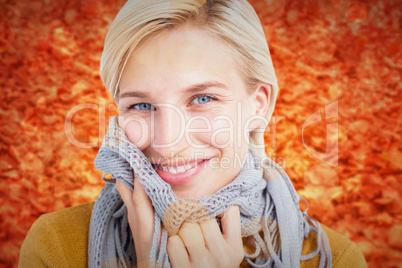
[88,117,332,267]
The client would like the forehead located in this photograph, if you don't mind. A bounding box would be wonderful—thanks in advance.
[119,28,242,93]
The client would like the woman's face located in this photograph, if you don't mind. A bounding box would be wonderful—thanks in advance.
[117,28,269,198]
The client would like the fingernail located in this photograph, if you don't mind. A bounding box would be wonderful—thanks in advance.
[103,174,116,183]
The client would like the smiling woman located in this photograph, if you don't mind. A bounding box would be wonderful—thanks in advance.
[18,1,367,268]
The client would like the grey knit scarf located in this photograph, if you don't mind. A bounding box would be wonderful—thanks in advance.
[88,117,332,267]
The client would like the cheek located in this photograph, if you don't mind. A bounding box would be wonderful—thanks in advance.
[191,106,251,149]
[118,115,151,151]
[209,118,234,148]
[207,114,240,149]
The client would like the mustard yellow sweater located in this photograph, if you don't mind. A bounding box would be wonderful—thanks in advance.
[19,202,367,268]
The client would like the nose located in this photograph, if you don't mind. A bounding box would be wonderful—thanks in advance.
[151,105,187,158]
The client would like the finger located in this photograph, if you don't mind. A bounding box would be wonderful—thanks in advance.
[131,171,154,231]
[116,180,135,211]
[115,174,154,234]
[167,235,190,268]
[220,205,242,246]
[178,222,207,263]
[116,173,155,263]
[199,218,227,260]
[132,171,153,211]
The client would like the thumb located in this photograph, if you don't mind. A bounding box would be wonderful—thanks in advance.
[115,172,152,211]
[116,171,155,263]
[131,171,163,254]
[114,172,154,231]
[132,171,153,211]
[132,172,164,251]
[115,179,134,211]
[220,205,242,246]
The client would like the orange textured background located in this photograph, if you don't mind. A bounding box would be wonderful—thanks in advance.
[1,0,401,267]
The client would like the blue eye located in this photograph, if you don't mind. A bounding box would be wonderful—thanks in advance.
[191,95,213,105]
[130,103,155,111]
[129,95,215,111]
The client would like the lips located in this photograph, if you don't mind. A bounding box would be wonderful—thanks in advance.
[157,164,192,174]
[153,162,196,174]
[150,157,210,172]
[151,158,211,185]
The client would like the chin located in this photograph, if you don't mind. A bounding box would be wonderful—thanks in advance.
[169,183,208,198]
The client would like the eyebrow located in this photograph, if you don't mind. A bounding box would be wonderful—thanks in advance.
[119,81,227,99]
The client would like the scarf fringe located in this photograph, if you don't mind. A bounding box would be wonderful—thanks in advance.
[299,196,332,268]
[239,177,332,268]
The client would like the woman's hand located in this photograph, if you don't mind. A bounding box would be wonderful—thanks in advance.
[166,206,244,268]
[116,172,155,267]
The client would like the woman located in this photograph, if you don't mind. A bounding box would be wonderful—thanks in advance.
[19,0,367,267]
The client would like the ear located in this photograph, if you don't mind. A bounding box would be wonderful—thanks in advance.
[248,82,271,131]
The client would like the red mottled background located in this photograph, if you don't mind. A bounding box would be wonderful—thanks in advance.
[1,0,401,267]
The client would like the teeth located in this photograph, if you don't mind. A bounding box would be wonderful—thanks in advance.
[168,167,177,174]
[157,164,196,174]
[176,166,185,173]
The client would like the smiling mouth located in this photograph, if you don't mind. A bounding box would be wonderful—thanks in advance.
[151,158,211,185]
[151,158,210,174]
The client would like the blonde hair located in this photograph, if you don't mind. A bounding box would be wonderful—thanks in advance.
[100,0,281,179]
